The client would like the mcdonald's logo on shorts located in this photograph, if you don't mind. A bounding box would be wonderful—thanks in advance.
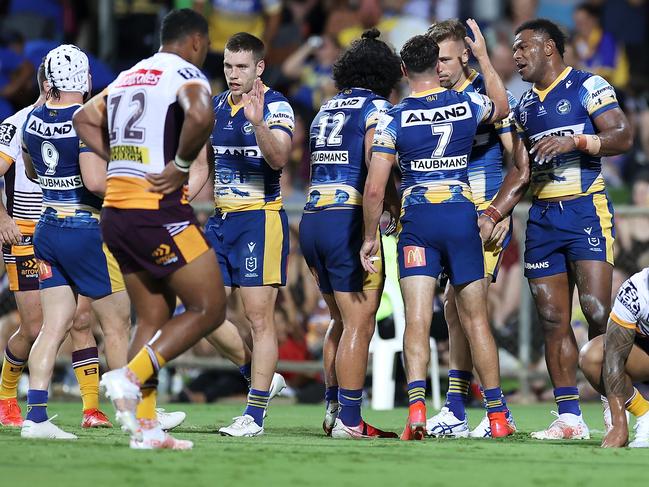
[403,245,426,268]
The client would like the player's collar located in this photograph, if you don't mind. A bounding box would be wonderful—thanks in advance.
[411,87,446,97]
[532,66,572,102]
[456,69,478,92]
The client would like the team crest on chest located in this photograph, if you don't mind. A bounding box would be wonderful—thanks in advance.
[556,99,571,115]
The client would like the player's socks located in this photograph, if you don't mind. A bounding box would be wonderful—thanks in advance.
[483,387,507,413]
[0,347,26,400]
[325,385,339,406]
[244,389,270,426]
[407,380,427,407]
[338,388,362,427]
[626,388,649,417]
[26,389,48,423]
[136,377,158,420]
[238,363,252,388]
[72,347,100,412]
[445,370,472,420]
[127,345,167,385]
[554,387,581,416]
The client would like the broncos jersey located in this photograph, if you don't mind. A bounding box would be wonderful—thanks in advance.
[0,104,42,234]
[22,103,101,218]
[610,267,649,337]
[305,88,390,211]
[458,70,518,210]
[373,87,494,208]
[212,87,294,212]
[513,67,619,199]
[104,52,212,210]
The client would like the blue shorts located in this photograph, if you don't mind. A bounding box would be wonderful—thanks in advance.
[397,203,484,286]
[34,214,125,299]
[299,208,383,294]
[524,192,615,279]
[205,209,289,287]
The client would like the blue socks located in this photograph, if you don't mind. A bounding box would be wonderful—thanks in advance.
[407,380,427,407]
[325,385,339,405]
[26,389,48,423]
[445,370,472,420]
[338,388,362,427]
[483,387,507,413]
[554,387,581,416]
[244,388,269,426]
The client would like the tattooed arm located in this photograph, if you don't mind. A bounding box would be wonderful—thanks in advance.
[601,319,636,448]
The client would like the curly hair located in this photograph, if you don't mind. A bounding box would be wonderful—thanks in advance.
[332,29,402,99]
[400,34,439,75]
[515,18,566,57]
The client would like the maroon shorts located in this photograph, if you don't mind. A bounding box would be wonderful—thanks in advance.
[100,205,211,279]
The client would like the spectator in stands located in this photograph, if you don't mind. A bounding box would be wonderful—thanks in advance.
[193,0,282,86]
[282,34,341,114]
[572,2,629,88]
[0,33,33,119]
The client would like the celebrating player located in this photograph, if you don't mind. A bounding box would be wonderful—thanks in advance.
[205,33,293,437]
[20,45,131,439]
[362,22,515,441]
[424,19,518,438]
[299,29,402,439]
[579,267,649,448]
[0,62,112,429]
[480,19,632,439]
[74,9,226,449]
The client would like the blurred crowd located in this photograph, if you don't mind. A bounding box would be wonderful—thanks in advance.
[0,0,648,404]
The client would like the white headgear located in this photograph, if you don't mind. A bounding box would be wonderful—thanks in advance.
[45,44,90,94]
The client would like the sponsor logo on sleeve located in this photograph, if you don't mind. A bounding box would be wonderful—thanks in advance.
[0,123,17,147]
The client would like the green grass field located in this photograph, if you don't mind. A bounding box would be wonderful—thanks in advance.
[0,401,644,487]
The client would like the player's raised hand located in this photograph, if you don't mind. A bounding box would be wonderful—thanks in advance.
[465,18,488,61]
[602,425,629,448]
[0,211,22,245]
[146,162,189,194]
[529,136,576,165]
[243,78,265,127]
[360,237,381,274]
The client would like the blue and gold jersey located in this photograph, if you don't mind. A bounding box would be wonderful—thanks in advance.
[513,67,619,199]
[212,87,294,212]
[305,88,390,211]
[458,70,517,210]
[22,103,101,218]
[373,87,494,208]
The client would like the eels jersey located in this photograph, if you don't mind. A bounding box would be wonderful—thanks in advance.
[0,105,42,233]
[372,87,494,208]
[104,52,212,210]
[305,88,390,211]
[212,87,294,212]
[458,70,518,210]
[610,267,649,337]
[513,67,619,199]
[22,103,101,218]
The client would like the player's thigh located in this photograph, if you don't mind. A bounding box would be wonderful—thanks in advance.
[333,288,382,329]
[39,285,78,337]
[124,271,175,331]
[91,289,131,329]
[238,285,278,324]
[14,289,42,337]
[571,260,613,326]
[321,293,342,323]
[399,275,436,329]
[626,338,649,382]
[528,273,573,331]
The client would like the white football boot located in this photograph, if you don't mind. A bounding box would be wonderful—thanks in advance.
[156,408,186,431]
[21,415,77,440]
[531,411,590,440]
[100,368,142,440]
[130,420,193,450]
[469,410,518,438]
[269,373,287,400]
[323,402,339,436]
[219,415,264,437]
[426,407,469,438]
[629,412,649,448]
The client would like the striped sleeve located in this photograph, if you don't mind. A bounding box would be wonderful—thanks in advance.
[371,110,398,155]
[579,75,619,119]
